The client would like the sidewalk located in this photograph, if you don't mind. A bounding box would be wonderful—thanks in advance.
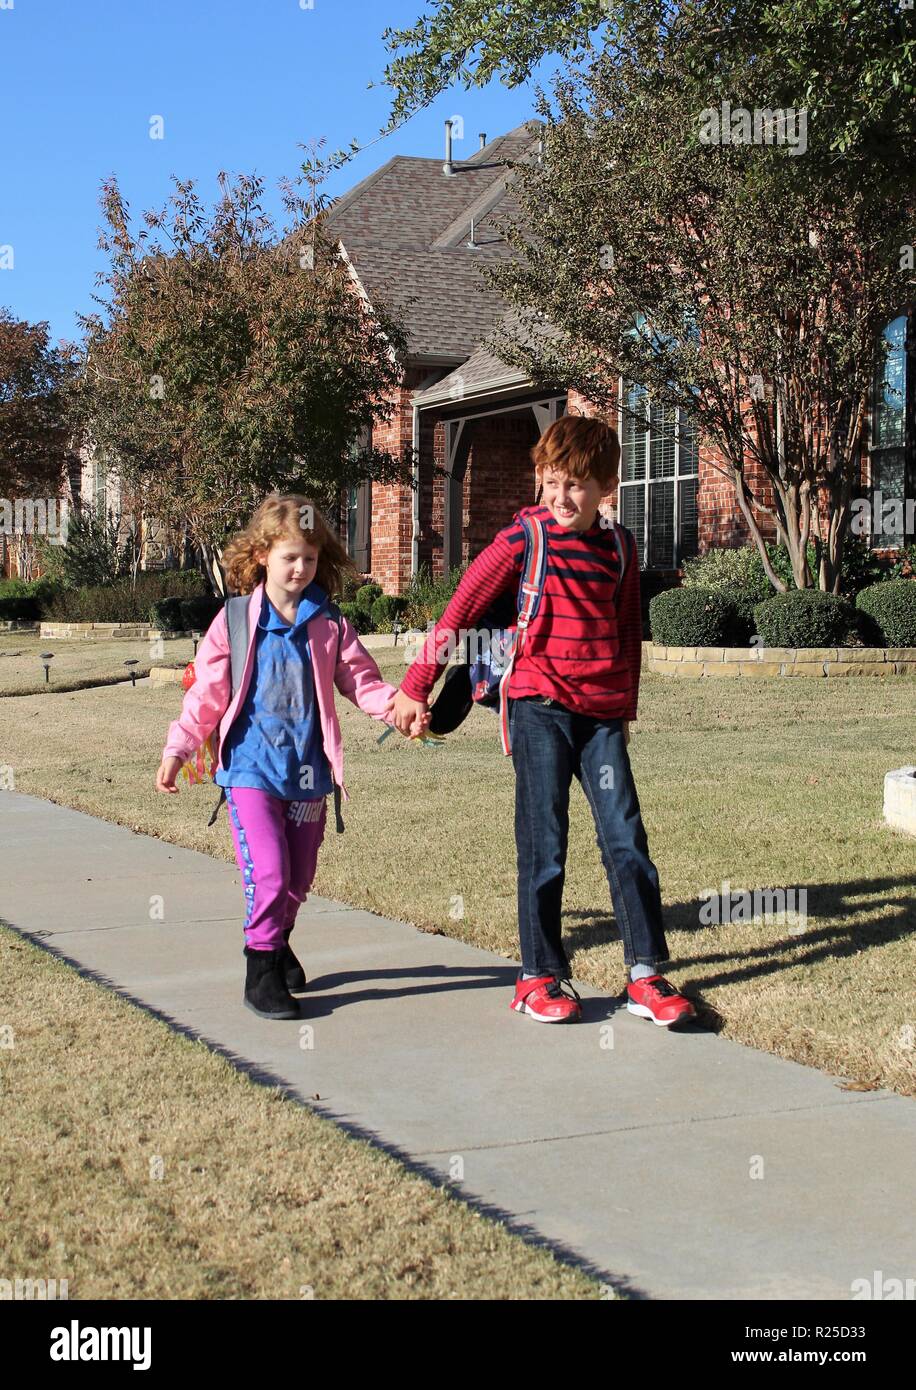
[2,788,914,1300]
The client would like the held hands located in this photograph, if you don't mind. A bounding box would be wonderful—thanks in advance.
[155,756,184,794]
[388,689,431,738]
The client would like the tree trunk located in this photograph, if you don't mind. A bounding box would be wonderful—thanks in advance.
[199,541,227,598]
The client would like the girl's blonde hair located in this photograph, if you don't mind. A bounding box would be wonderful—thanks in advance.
[222,493,359,598]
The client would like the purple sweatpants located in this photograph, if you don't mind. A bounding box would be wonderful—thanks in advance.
[224,786,327,951]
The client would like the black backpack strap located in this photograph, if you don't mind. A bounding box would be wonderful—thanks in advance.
[208,594,250,827]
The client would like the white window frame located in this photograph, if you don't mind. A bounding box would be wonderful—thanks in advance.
[617,378,699,569]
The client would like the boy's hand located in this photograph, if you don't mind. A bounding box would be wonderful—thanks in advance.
[389,690,431,737]
[623,721,631,748]
[155,756,184,794]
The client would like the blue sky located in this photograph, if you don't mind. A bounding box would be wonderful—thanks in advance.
[0,0,563,347]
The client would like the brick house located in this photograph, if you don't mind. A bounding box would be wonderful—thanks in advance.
[10,122,909,589]
[326,118,914,597]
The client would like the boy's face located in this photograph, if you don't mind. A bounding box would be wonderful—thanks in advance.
[539,468,612,531]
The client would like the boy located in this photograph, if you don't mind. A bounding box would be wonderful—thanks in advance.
[391,414,695,1026]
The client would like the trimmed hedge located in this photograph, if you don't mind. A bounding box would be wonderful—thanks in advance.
[370,594,408,631]
[648,588,737,645]
[44,571,208,624]
[753,589,858,647]
[0,577,63,621]
[179,596,223,632]
[150,597,186,632]
[354,583,383,613]
[856,579,916,646]
[0,595,41,621]
[339,602,374,635]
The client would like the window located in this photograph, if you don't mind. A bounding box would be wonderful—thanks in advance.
[618,380,698,568]
[346,483,359,556]
[346,427,372,572]
[870,314,914,548]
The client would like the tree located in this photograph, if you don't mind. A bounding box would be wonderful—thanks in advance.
[0,308,77,502]
[376,0,916,168]
[476,27,913,591]
[78,167,412,595]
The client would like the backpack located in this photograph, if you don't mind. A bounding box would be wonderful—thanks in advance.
[181,593,346,832]
[429,513,632,755]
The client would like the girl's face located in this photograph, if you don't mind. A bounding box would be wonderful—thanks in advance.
[256,532,319,597]
[539,469,608,530]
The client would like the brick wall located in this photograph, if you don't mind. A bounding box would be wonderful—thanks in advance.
[344,377,906,596]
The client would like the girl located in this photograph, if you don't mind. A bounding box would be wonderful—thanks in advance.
[155,493,426,1020]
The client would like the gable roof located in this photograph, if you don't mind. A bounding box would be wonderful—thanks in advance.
[412,305,565,406]
[321,120,545,360]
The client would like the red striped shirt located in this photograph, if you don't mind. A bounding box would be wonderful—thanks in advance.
[400,505,643,720]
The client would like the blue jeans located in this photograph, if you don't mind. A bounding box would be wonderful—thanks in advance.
[509,695,669,977]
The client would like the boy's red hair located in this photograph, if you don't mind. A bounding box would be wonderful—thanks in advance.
[531,414,620,491]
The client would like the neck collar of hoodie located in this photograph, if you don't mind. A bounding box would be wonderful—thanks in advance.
[259,582,328,634]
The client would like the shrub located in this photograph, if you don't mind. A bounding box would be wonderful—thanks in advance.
[370,594,408,632]
[354,582,383,613]
[340,571,365,602]
[753,589,858,647]
[339,601,374,634]
[856,580,916,647]
[648,588,736,645]
[888,543,916,580]
[42,570,207,624]
[150,597,186,632]
[681,547,772,642]
[0,576,63,609]
[681,545,771,599]
[0,595,41,621]
[400,563,465,629]
[837,535,893,596]
[180,596,224,632]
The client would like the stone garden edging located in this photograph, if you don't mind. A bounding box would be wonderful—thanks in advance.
[648,643,916,677]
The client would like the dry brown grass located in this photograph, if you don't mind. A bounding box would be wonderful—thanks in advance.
[0,926,599,1300]
[0,631,195,695]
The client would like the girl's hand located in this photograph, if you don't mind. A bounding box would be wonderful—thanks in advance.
[155,756,184,794]
[622,721,631,748]
[389,691,430,737]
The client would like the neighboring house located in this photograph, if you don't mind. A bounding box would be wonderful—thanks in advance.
[327,118,914,594]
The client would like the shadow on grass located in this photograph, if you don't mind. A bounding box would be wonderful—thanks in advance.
[563,871,916,1032]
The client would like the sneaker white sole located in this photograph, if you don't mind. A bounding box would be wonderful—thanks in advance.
[511,1000,580,1023]
[627,1001,694,1027]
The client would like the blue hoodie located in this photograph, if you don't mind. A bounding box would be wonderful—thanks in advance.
[215,582,334,800]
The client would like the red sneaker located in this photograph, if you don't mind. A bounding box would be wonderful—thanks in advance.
[510,974,582,1023]
[627,974,695,1027]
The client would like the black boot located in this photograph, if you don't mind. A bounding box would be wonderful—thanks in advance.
[243,946,299,1019]
[280,928,307,991]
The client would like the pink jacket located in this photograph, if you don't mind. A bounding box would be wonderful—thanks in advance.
[161,582,399,802]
